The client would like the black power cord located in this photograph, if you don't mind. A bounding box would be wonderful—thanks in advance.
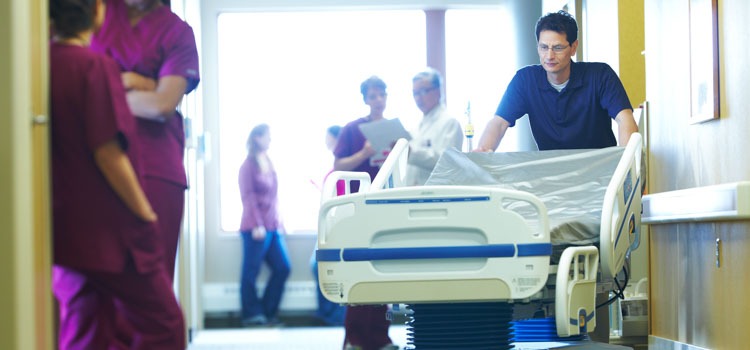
[596,264,629,309]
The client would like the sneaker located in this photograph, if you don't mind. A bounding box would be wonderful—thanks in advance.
[241,314,268,327]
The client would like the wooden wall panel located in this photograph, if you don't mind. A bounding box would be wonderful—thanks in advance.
[649,221,750,349]
[648,224,680,337]
[710,222,750,349]
[645,0,750,347]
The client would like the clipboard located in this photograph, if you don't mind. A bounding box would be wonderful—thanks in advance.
[358,118,411,166]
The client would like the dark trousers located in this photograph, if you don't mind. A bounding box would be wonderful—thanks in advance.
[344,305,392,350]
[240,230,291,320]
[52,264,185,350]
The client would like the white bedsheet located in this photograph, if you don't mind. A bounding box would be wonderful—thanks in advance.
[425,147,625,246]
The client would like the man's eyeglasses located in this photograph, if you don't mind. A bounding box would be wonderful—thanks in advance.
[412,87,436,97]
[537,44,569,53]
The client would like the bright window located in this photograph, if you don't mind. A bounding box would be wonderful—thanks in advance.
[217,11,426,233]
[445,8,521,152]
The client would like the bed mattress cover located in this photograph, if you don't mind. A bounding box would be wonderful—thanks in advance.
[425,146,625,246]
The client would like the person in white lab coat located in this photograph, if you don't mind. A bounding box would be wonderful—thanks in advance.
[405,68,464,186]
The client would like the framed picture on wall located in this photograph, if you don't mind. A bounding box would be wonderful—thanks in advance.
[688,0,720,123]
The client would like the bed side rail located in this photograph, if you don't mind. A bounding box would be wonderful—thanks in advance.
[370,138,410,191]
[555,246,599,337]
[320,137,409,203]
[600,132,643,279]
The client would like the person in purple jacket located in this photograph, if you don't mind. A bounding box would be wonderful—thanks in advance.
[238,123,291,326]
[49,0,184,348]
[91,0,200,282]
[334,76,398,350]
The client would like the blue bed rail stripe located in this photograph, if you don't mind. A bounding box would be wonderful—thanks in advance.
[317,243,553,262]
[365,196,490,205]
[517,243,553,257]
[614,177,641,248]
[316,249,341,262]
[342,244,515,261]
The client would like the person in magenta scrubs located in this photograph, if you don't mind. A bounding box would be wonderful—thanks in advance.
[91,0,200,282]
[238,124,291,326]
[49,0,184,348]
[333,76,398,350]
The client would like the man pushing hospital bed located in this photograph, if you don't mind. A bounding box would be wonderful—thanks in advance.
[316,134,643,349]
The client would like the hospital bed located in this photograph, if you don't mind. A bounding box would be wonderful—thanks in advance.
[316,133,643,349]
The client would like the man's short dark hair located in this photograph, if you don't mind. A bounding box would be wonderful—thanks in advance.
[535,10,578,45]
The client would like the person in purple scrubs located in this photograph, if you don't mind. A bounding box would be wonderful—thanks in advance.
[91,0,200,282]
[238,124,291,326]
[49,0,184,348]
[333,76,398,350]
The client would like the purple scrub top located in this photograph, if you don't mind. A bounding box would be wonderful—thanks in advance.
[50,43,161,274]
[91,0,200,187]
[333,117,381,192]
[238,156,281,232]
[333,117,380,193]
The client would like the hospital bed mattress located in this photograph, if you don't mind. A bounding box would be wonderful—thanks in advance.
[425,147,625,247]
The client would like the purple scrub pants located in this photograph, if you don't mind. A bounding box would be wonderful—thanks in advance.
[144,177,185,281]
[52,265,185,350]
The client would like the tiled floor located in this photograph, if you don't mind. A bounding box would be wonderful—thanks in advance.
[189,325,409,350]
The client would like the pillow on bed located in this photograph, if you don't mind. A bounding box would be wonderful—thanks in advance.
[425,147,624,246]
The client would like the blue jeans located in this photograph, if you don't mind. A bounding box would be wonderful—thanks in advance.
[240,230,291,321]
[310,250,346,325]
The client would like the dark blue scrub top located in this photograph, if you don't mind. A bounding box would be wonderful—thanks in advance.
[495,61,632,150]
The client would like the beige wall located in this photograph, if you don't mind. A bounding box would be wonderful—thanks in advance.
[645,0,750,348]
[645,0,750,191]
[0,0,53,349]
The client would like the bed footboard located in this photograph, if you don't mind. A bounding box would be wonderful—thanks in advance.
[317,185,552,305]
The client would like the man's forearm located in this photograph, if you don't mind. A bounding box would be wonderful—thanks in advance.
[475,116,510,152]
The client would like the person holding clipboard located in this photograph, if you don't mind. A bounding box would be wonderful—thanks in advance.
[332,76,399,350]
